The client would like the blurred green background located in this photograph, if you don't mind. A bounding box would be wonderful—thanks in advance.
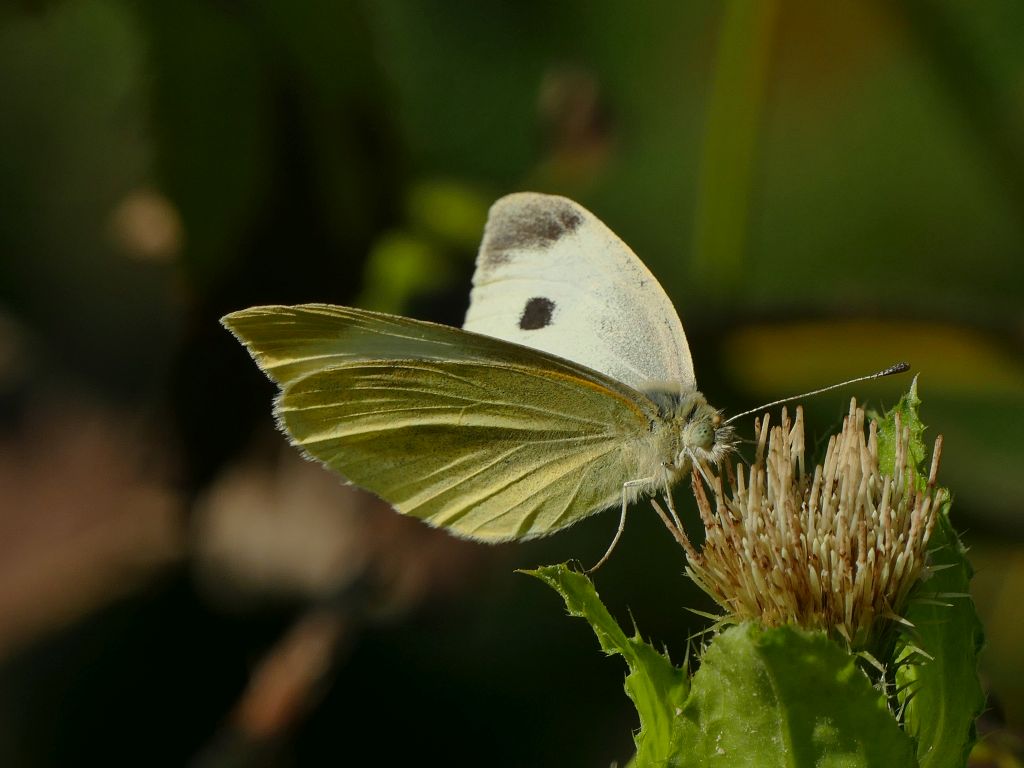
[1,1,1022,766]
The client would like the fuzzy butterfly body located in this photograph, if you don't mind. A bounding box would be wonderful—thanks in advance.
[222,193,733,546]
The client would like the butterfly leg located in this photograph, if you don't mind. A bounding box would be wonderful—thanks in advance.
[586,478,652,573]
[663,481,685,532]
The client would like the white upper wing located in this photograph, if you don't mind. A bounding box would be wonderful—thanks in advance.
[463,192,696,392]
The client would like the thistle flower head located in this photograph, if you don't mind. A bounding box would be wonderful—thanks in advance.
[669,399,944,652]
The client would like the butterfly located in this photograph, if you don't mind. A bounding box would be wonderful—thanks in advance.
[222,193,736,567]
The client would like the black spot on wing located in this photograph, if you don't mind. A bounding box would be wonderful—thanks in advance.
[519,297,556,330]
[482,198,584,265]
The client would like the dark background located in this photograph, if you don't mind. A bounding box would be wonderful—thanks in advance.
[1,2,1022,766]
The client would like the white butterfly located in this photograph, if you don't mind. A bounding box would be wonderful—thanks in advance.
[223,192,735,567]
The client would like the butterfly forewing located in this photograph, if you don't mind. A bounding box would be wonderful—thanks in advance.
[464,193,697,393]
[224,306,660,541]
[225,303,554,388]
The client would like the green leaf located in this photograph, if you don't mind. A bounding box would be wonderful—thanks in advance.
[874,375,927,475]
[896,507,985,768]
[527,567,917,768]
[524,564,688,765]
[876,380,985,768]
[676,624,917,768]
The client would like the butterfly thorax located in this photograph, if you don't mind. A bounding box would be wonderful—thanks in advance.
[644,388,735,481]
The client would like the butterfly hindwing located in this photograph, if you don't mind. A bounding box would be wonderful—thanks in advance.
[463,192,697,392]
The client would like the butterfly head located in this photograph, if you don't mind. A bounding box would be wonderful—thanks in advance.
[678,399,736,468]
[646,388,737,473]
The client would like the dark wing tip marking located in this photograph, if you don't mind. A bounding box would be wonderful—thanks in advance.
[519,297,556,330]
[481,197,584,265]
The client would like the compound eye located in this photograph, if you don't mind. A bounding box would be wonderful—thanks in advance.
[693,423,714,449]
[712,413,722,428]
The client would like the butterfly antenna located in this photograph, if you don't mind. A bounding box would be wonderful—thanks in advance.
[724,362,910,426]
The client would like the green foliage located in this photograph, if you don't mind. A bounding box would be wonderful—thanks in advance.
[525,565,689,766]
[358,180,488,314]
[877,381,986,768]
[676,624,916,768]
[873,375,928,476]
[896,508,985,768]
[692,0,778,290]
[528,565,916,767]
[359,232,451,314]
